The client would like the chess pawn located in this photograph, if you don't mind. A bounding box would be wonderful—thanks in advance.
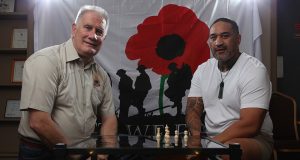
[184,130,188,147]
[174,130,179,146]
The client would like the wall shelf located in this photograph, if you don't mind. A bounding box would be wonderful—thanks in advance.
[0,12,27,20]
[0,119,20,122]
[0,84,22,88]
[0,48,27,54]
[0,0,32,157]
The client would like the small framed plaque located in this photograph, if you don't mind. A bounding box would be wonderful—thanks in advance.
[11,59,25,83]
[11,29,28,48]
[5,99,21,118]
[0,0,15,12]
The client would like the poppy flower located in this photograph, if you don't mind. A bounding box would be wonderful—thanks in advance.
[125,4,210,75]
[125,4,210,114]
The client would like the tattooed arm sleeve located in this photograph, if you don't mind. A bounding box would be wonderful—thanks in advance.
[185,97,204,136]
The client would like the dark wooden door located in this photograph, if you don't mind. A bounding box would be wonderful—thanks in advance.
[277,0,300,117]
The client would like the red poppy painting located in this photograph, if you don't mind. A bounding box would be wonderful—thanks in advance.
[125,4,210,75]
[125,4,210,114]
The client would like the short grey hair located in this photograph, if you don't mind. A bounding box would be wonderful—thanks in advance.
[75,5,109,36]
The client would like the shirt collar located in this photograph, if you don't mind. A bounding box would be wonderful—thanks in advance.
[66,38,80,62]
[65,38,96,67]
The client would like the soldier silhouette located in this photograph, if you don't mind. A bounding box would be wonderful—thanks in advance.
[133,65,152,116]
[164,63,192,116]
[116,69,134,123]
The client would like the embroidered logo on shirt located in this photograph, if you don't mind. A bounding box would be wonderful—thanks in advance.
[94,80,100,87]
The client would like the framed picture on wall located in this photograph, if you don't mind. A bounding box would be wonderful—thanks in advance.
[11,59,25,83]
[11,29,28,48]
[0,0,15,12]
[5,99,21,118]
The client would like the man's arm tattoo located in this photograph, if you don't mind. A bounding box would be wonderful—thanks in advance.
[185,97,204,135]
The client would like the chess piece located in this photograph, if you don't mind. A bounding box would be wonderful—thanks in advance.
[164,125,170,139]
[165,125,169,134]
[166,130,170,136]
[156,127,161,139]
[163,125,170,147]
[165,142,170,147]
[174,130,179,146]
[164,130,170,141]
[156,127,161,147]
[184,130,188,147]
[165,135,170,147]
[156,137,161,148]
[164,128,170,147]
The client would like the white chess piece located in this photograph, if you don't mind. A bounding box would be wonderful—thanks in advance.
[156,127,161,147]
[184,130,188,147]
[164,126,169,138]
[165,142,170,147]
[165,125,169,134]
[165,135,170,147]
[166,130,170,136]
[157,141,160,148]
[156,127,161,148]
[156,137,161,148]
[174,130,179,146]
[165,130,170,140]
[164,128,170,147]
[156,127,161,139]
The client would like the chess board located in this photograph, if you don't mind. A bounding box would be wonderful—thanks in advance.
[54,134,242,160]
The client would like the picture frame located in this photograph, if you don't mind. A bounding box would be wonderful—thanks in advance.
[0,0,15,12]
[11,59,25,83]
[11,28,27,48]
[5,99,21,118]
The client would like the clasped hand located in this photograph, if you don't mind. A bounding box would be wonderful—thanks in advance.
[186,135,202,160]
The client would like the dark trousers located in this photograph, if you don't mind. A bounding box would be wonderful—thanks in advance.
[18,136,53,160]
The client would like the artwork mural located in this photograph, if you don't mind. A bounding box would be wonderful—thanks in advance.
[116,4,209,135]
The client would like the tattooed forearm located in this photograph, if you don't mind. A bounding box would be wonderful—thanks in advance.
[185,97,204,136]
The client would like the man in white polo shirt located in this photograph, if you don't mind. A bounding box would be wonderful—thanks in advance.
[186,18,273,160]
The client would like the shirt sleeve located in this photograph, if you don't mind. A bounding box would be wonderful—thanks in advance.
[97,68,115,117]
[20,54,59,113]
[188,65,203,97]
[240,65,271,110]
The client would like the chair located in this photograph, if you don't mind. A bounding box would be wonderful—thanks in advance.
[269,92,300,160]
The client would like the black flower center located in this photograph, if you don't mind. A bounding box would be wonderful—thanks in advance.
[156,34,185,60]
